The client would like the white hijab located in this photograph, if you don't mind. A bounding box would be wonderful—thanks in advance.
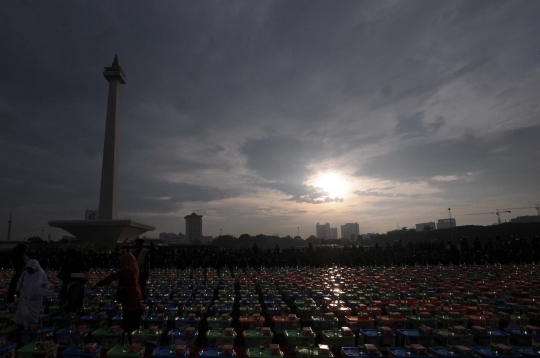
[16,259,52,300]
[15,259,53,328]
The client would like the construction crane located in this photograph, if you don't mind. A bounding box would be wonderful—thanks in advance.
[466,209,511,224]
[500,204,539,216]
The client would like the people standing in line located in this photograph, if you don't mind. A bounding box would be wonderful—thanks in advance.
[460,237,470,254]
[7,244,29,304]
[95,253,142,345]
[14,259,54,328]
[149,242,156,270]
[132,239,149,300]
[58,249,88,314]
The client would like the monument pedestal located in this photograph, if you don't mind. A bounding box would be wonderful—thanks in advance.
[49,219,155,244]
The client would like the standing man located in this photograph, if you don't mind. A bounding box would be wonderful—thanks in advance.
[133,239,149,300]
[7,244,29,303]
[58,249,88,314]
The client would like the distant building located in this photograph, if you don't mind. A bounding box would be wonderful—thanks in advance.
[341,223,360,240]
[360,234,374,245]
[201,236,214,244]
[321,238,340,245]
[415,222,436,231]
[185,212,203,243]
[329,228,338,240]
[306,235,321,246]
[339,237,353,246]
[509,216,540,223]
[159,232,177,240]
[316,222,330,239]
[159,231,212,245]
[60,235,77,243]
[159,232,188,244]
[437,218,456,229]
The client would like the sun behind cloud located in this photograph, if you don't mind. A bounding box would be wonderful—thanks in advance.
[314,172,347,199]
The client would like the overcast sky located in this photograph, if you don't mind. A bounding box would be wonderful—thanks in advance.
[1,1,539,240]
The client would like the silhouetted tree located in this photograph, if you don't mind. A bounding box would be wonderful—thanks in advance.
[239,233,251,241]
[27,236,45,243]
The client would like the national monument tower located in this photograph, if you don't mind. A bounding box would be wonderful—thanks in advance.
[49,56,155,244]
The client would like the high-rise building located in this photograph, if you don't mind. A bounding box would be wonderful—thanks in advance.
[415,222,436,231]
[329,228,338,240]
[437,218,456,229]
[341,223,360,240]
[185,212,203,243]
[316,222,330,239]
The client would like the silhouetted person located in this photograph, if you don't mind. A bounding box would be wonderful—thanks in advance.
[95,253,142,345]
[149,242,156,269]
[132,239,149,300]
[460,237,470,253]
[494,237,505,263]
[447,241,460,265]
[7,244,29,304]
[58,249,88,313]
[15,259,54,328]
[473,237,482,252]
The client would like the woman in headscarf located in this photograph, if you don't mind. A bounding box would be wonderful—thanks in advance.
[95,253,142,344]
[7,244,29,304]
[14,259,54,328]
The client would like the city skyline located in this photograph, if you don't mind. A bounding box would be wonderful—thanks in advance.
[1,1,539,240]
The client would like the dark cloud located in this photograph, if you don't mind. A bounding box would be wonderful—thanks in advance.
[121,179,239,214]
[354,190,424,199]
[354,191,394,198]
[295,196,344,205]
[354,190,394,197]
[360,125,540,181]
[243,137,324,182]
[395,112,445,137]
[263,182,313,198]
[358,125,540,204]
[286,190,344,205]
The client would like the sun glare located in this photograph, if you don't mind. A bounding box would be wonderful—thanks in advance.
[316,172,347,198]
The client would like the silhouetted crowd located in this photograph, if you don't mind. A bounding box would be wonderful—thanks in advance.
[2,235,539,271]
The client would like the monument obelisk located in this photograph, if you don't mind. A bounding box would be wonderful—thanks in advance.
[49,56,154,246]
[99,54,125,220]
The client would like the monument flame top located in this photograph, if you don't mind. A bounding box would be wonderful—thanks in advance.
[103,54,126,84]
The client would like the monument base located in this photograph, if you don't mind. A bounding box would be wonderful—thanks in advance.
[48,219,155,245]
